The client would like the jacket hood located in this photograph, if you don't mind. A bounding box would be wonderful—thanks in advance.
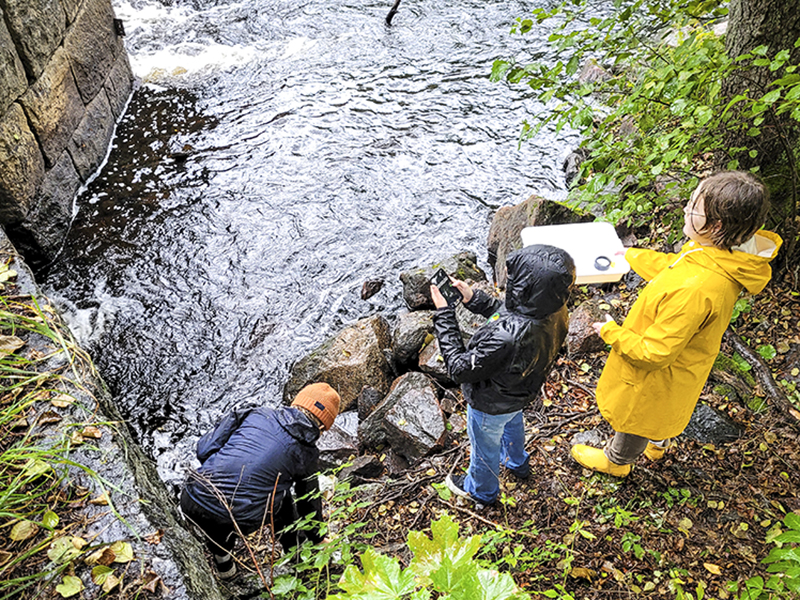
[676,230,782,294]
[277,407,321,445]
[505,244,576,318]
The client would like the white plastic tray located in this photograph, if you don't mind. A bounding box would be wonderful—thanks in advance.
[520,222,630,284]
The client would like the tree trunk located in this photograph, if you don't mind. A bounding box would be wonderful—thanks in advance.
[721,0,800,264]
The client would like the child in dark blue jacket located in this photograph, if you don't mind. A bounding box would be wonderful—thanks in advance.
[179,383,340,579]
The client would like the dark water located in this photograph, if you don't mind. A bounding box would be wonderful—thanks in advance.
[40,0,581,486]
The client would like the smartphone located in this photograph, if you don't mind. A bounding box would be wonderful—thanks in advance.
[430,269,463,307]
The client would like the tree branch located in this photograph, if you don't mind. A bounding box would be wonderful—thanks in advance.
[723,328,800,425]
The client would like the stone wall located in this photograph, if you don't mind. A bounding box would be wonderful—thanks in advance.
[0,0,133,268]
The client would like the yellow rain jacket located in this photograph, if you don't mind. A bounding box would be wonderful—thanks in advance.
[596,230,782,440]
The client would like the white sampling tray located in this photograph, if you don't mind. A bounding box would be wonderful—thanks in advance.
[520,222,630,284]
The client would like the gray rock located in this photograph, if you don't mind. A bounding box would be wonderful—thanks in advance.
[399,251,487,311]
[2,0,67,79]
[0,15,27,114]
[567,299,614,356]
[680,403,742,445]
[20,47,85,168]
[67,89,116,181]
[418,337,450,383]
[570,428,606,448]
[448,412,466,434]
[359,372,446,462]
[487,195,589,289]
[104,50,135,119]
[283,315,393,413]
[578,59,612,84]
[0,103,45,224]
[11,150,81,265]
[392,310,434,365]
[439,389,459,414]
[318,411,359,469]
[339,455,384,484]
[63,0,121,103]
[357,385,385,421]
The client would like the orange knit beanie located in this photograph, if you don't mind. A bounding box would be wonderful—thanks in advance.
[291,383,340,431]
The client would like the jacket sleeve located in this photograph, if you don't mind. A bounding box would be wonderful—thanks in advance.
[196,408,251,464]
[463,288,502,318]
[294,455,324,544]
[433,306,514,384]
[600,287,711,371]
[625,248,680,282]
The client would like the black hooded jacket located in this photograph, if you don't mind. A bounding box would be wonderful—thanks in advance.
[433,244,575,415]
[183,406,323,538]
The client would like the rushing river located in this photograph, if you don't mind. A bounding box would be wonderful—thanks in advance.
[39,0,581,488]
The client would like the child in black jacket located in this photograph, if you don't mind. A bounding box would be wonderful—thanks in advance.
[431,245,574,507]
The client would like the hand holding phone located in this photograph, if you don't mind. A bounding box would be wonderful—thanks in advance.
[430,269,463,307]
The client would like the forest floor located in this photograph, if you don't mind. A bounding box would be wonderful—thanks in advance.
[274,266,800,600]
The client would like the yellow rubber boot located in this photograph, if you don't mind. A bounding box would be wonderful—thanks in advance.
[570,444,631,477]
[643,442,666,461]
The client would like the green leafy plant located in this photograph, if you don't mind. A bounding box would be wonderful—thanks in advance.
[726,512,800,599]
[327,514,528,600]
[490,0,800,247]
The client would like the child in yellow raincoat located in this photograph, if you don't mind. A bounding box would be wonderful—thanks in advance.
[571,171,782,477]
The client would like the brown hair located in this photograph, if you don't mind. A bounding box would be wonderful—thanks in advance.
[693,171,769,250]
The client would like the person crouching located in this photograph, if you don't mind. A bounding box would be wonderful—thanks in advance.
[179,383,340,579]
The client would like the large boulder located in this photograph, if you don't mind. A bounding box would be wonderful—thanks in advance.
[358,372,447,462]
[487,195,589,289]
[399,251,487,311]
[283,315,393,413]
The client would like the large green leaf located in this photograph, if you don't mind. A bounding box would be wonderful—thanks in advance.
[337,548,418,600]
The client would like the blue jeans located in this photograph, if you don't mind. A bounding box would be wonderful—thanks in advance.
[464,406,530,504]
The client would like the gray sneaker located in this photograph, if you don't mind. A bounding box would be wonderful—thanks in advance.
[445,474,494,510]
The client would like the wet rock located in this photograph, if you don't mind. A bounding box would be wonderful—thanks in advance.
[339,455,384,484]
[455,280,499,337]
[570,428,606,448]
[0,17,27,115]
[359,372,447,462]
[357,386,385,421]
[418,337,449,383]
[382,448,411,476]
[578,59,612,84]
[283,315,393,413]
[67,89,116,182]
[3,0,66,79]
[487,194,590,289]
[568,299,614,356]
[399,251,487,310]
[20,47,84,168]
[392,310,434,366]
[0,104,45,224]
[448,412,466,434]
[318,411,359,470]
[439,389,459,414]
[361,278,385,300]
[680,403,743,445]
[563,148,588,188]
